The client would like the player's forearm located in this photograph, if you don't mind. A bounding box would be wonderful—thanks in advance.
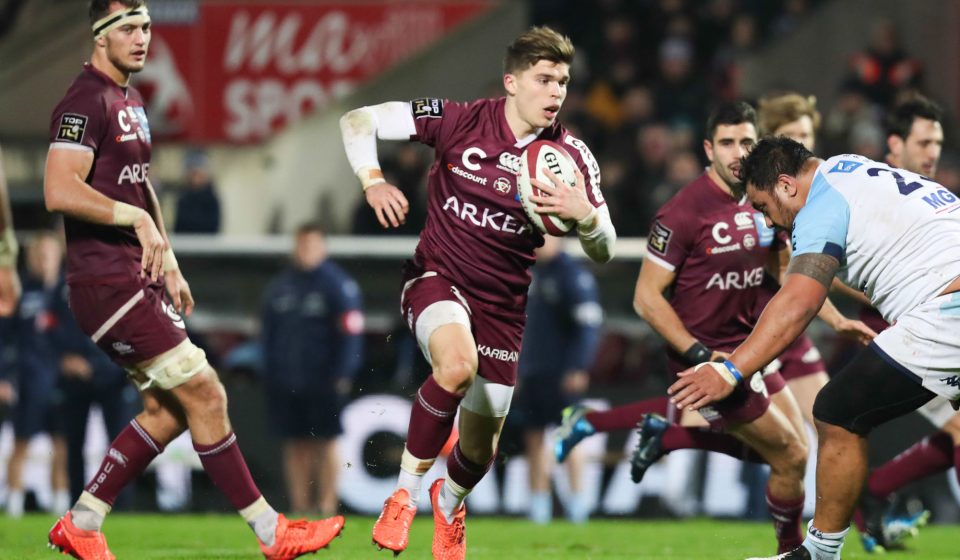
[730,283,824,378]
[831,277,871,306]
[45,172,133,226]
[143,179,169,241]
[577,205,616,263]
[340,102,416,189]
[816,296,848,331]
[633,288,697,354]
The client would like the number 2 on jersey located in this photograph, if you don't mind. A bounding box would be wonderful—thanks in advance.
[867,167,930,196]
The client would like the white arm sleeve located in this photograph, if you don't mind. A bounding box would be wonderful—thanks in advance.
[339,101,417,174]
[577,204,616,263]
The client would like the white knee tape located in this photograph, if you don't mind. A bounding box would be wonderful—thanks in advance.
[460,375,514,418]
[415,300,471,364]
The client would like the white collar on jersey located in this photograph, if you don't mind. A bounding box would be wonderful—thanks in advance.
[514,129,544,149]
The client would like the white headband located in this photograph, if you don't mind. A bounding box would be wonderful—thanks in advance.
[92,6,151,39]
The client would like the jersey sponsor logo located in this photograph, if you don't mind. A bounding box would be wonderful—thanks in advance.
[734,211,754,230]
[829,160,862,174]
[754,213,775,247]
[476,343,519,363]
[447,163,488,186]
[161,300,186,330]
[462,147,486,171]
[497,152,521,175]
[706,242,741,255]
[742,233,756,250]
[493,176,512,195]
[108,448,129,466]
[711,222,732,244]
[118,163,150,185]
[56,113,88,143]
[115,132,138,143]
[648,221,672,255]
[563,135,603,203]
[132,107,151,143]
[441,195,533,235]
[412,97,443,118]
[922,189,960,213]
[112,341,135,355]
[705,266,764,291]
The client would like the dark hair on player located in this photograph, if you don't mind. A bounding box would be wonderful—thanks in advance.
[705,101,757,142]
[738,136,815,193]
[89,0,145,27]
[757,93,821,135]
[885,95,943,140]
[295,222,326,238]
[503,26,574,75]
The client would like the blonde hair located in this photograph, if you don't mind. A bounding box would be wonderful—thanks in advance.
[503,26,574,74]
[757,93,821,135]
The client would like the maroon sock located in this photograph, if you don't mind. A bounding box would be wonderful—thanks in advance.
[867,430,953,499]
[661,425,767,463]
[194,433,262,510]
[585,396,670,433]
[766,487,804,553]
[447,441,495,490]
[405,375,463,459]
[85,420,163,506]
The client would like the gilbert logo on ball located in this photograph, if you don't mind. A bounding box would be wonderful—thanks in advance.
[517,140,578,235]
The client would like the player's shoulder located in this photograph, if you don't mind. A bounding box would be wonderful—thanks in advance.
[54,68,108,113]
[659,174,714,215]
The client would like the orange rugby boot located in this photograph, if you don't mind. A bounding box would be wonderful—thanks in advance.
[430,478,466,560]
[47,511,116,560]
[372,487,417,555]
[259,513,345,560]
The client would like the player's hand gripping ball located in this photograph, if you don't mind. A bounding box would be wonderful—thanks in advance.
[517,140,578,235]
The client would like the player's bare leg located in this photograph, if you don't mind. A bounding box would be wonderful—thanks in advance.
[283,440,313,513]
[170,366,344,557]
[373,323,475,554]
[316,438,340,517]
[525,428,552,523]
[50,435,72,514]
[730,402,807,553]
[786,372,829,428]
[5,439,28,517]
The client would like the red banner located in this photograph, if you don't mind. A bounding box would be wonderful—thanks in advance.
[136,1,493,143]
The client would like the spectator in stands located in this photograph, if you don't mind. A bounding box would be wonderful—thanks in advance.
[260,223,364,515]
[4,231,69,517]
[174,150,221,234]
[844,19,923,109]
[515,235,602,524]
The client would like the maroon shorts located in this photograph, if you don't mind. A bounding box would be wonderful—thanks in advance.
[777,335,827,382]
[400,271,525,386]
[69,276,187,367]
[668,354,785,429]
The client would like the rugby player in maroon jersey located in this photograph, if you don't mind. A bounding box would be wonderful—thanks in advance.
[340,26,615,559]
[44,2,344,559]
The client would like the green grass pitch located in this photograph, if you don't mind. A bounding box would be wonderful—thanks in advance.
[2,514,956,559]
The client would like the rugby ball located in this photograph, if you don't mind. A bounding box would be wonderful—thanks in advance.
[517,140,578,235]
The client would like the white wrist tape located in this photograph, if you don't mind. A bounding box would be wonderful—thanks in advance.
[0,228,18,268]
[113,202,144,226]
[357,166,386,191]
[695,361,744,387]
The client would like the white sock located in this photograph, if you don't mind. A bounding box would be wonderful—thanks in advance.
[397,448,434,508]
[6,489,24,518]
[397,468,424,508]
[71,492,111,531]
[240,496,279,547]
[801,521,848,560]
[438,478,469,523]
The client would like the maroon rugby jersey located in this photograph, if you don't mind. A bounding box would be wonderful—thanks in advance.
[49,63,152,284]
[410,97,604,309]
[646,172,783,353]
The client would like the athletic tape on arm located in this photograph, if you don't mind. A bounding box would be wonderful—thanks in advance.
[577,204,616,263]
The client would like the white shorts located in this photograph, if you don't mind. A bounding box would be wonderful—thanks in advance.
[874,292,960,401]
[916,397,958,427]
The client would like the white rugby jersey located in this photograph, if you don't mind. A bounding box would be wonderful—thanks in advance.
[791,154,960,322]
